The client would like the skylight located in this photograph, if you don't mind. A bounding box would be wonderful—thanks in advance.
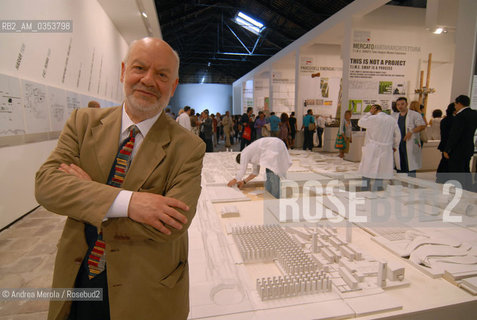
[234,11,265,35]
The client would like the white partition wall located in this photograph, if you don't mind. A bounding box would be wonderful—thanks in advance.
[0,0,128,229]
[299,44,343,123]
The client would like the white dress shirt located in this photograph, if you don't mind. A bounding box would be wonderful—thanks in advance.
[105,106,161,219]
[177,111,192,130]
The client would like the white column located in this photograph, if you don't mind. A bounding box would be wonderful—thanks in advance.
[295,49,304,128]
[450,0,477,99]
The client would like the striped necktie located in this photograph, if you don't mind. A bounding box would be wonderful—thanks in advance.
[87,125,140,279]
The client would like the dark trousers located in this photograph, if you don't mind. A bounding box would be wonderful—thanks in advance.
[204,138,213,152]
[397,142,416,177]
[68,224,110,320]
[303,128,314,151]
[316,127,323,147]
[265,168,281,198]
[240,136,251,151]
[362,177,384,191]
[436,153,450,184]
[449,155,473,190]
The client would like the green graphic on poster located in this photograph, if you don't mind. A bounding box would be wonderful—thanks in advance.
[379,81,392,94]
[348,99,362,114]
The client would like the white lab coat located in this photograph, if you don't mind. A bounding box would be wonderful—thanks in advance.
[358,112,401,179]
[391,110,426,171]
[176,112,192,130]
[235,137,292,181]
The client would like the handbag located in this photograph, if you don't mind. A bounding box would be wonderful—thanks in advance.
[242,126,252,141]
[420,128,428,143]
[262,124,270,137]
[335,132,346,150]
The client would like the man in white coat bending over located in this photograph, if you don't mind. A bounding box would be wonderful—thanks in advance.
[392,97,426,177]
[358,105,401,191]
[227,137,292,197]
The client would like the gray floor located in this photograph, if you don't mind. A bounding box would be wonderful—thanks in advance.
[0,208,66,319]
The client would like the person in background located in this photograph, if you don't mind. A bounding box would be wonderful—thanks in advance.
[301,109,315,151]
[436,103,455,183]
[216,112,222,144]
[222,111,232,149]
[254,111,267,140]
[279,112,291,148]
[211,114,217,147]
[201,109,214,152]
[88,100,100,108]
[392,97,426,177]
[409,100,428,147]
[288,112,297,149]
[339,110,353,158]
[190,108,199,136]
[240,107,253,151]
[315,114,326,148]
[358,104,401,191]
[165,107,173,118]
[176,105,192,130]
[268,112,280,137]
[227,137,292,199]
[443,95,477,190]
[428,109,443,140]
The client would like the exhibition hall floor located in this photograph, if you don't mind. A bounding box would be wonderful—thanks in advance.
[0,147,451,320]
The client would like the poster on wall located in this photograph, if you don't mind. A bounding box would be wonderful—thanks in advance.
[21,79,50,134]
[48,86,67,132]
[348,30,420,115]
[66,91,81,118]
[0,74,25,136]
[300,56,342,118]
[272,72,295,114]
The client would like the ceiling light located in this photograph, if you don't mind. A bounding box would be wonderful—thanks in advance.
[433,27,443,34]
[234,12,265,35]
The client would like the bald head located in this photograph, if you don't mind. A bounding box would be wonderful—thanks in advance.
[123,37,180,78]
[120,37,180,123]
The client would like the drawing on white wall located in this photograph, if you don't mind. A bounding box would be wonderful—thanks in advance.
[0,74,25,136]
[22,80,50,134]
[393,82,406,95]
[48,86,67,131]
[320,78,329,98]
[66,91,81,117]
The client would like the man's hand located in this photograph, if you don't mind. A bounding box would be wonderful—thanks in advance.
[370,106,377,115]
[227,179,237,187]
[128,192,189,236]
[393,148,397,152]
[58,163,92,181]
[403,131,413,141]
[237,180,245,189]
[443,152,450,159]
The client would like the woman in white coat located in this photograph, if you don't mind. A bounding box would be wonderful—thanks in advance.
[392,97,426,176]
[358,105,401,190]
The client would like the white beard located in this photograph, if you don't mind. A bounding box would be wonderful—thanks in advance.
[124,85,165,120]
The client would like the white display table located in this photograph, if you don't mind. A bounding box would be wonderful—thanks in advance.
[344,131,365,162]
[189,151,477,320]
[323,127,339,152]
[421,139,441,171]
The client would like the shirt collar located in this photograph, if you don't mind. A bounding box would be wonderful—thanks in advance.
[456,106,469,115]
[121,104,162,138]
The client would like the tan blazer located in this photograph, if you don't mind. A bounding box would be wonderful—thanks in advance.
[35,106,205,320]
